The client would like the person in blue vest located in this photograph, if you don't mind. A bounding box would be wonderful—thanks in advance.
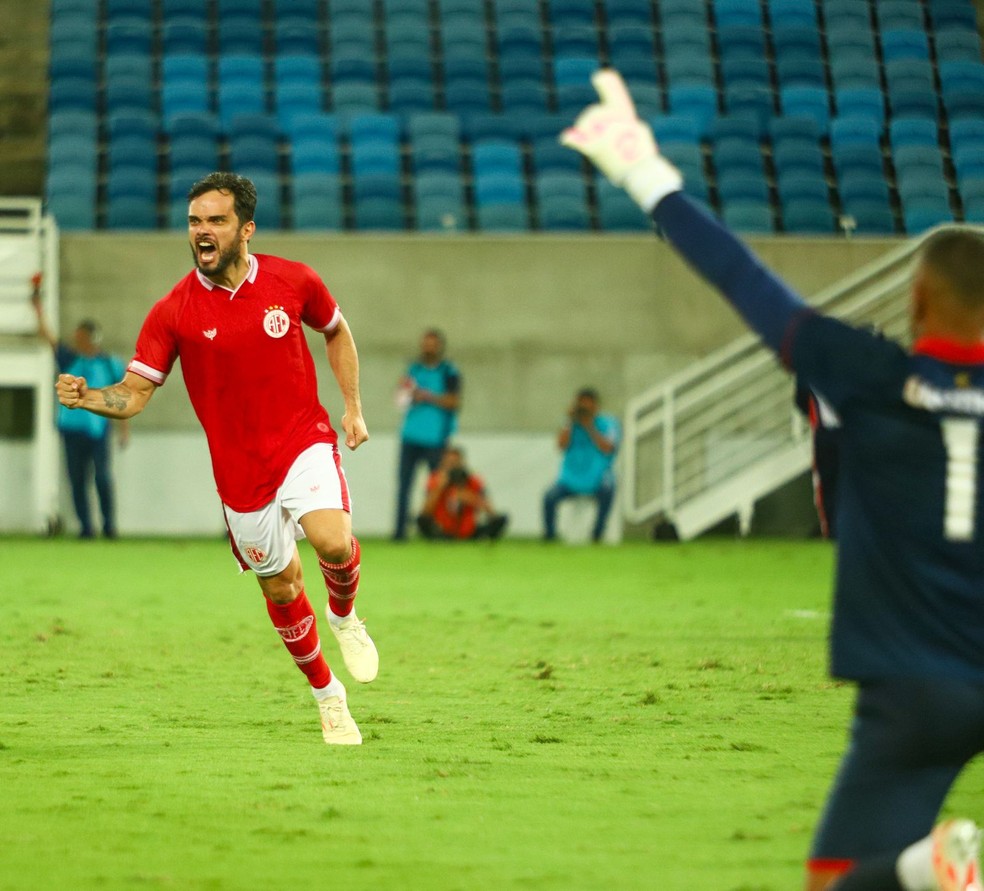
[542,387,620,543]
[562,70,984,891]
[31,274,128,538]
[393,328,462,540]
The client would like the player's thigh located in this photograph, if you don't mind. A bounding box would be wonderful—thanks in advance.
[224,498,297,577]
[280,443,352,557]
[810,679,984,859]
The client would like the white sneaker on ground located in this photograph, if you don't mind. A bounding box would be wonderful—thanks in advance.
[317,694,362,745]
[933,819,983,891]
[327,611,379,683]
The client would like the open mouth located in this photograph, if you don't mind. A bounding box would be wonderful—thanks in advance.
[197,238,218,265]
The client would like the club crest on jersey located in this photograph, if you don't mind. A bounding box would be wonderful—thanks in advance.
[263,305,290,339]
[243,544,267,564]
[203,328,217,340]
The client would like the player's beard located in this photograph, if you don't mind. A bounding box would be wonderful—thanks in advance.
[192,237,241,278]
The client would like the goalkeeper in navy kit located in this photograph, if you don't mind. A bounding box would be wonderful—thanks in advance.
[563,70,984,891]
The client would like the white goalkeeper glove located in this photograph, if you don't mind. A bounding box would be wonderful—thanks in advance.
[560,69,684,213]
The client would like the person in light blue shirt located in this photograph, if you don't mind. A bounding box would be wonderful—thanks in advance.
[33,283,128,538]
[393,328,462,540]
[543,387,619,542]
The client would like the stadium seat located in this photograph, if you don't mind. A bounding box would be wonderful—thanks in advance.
[774,142,825,179]
[713,136,764,177]
[782,198,836,233]
[823,0,872,31]
[720,57,769,91]
[716,24,765,61]
[595,176,650,230]
[275,17,322,55]
[667,85,718,137]
[717,170,769,204]
[769,115,822,145]
[825,27,877,62]
[776,57,826,90]
[889,88,939,120]
[162,16,209,54]
[105,195,159,230]
[772,25,823,63]
[713,0,763,27]
[604,0,654,27]
[876,1,926,31]
[781,87,831,132]
[901,198,954,233]
[829,56,881,91]
[105,76,155,116]
[841,199,896,234]
[724,87,772,134]
[651,114,703,145]
[415,173,467,232]
[831,143,885,178]
[881,29,931,62]
[934,28,983,63]
[834,89,885,128]
[889,118,940,150]
[664,54,716,87]
[722,200,774,232]
[942,89,984,121]
[768,0,817,28]
[105,16,153,54]
[476,202,529,230]
[444,79,492,114]
[332,80,381,114]
[350,142,401,178]
[105,52,153,84]
[292,173,344,230]
[927,0,979,31]
[48,78,98,114]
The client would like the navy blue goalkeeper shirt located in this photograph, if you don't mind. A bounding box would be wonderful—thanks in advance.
[653,191,984,683]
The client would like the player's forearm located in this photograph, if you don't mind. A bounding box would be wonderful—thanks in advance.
[651,192,808,353]
[80,383,146,419]
[326,319,363,414]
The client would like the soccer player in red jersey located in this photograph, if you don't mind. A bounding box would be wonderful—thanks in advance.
[564,72,984,890]
[55,172,377,745]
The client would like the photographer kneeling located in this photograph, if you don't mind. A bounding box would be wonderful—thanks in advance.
[417,446,508,541]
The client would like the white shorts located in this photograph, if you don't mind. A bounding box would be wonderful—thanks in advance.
[223,443,351,577]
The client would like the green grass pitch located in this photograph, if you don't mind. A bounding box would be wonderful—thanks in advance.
[1,537,981,890]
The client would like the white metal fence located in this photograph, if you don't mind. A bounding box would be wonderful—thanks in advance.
[622,229,975,540]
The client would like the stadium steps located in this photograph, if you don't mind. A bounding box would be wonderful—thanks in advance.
[622,226,955,540]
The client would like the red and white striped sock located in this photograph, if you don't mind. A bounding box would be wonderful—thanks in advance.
[265,591,332,689]
[319,535,361,620]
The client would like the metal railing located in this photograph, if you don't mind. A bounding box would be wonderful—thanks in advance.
[622,228,978,540]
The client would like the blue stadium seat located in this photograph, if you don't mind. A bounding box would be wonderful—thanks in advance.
[472,139,523,177]
[106,76,156,115]
[901,197,954,233]
[667,85,718,137]
[388,78,436,114]
[716,24,765,61]
[881,29,931,62]
[555,82,597,115]
[219,84,268,128]
[498,48,545,82]
[720,57,769,91]
[771,25,822,62]
[889,118,939,150]
[774,142,825,178]
[276,81,323,129]
[942,89,984,121]
[939,60,984,95]
[239,171,284,228]
[48,78,98,113]
[48,133,99,171]
[660,22,711,57]
[275,16,322,55]
[290,135,342,175]
[885,59,935,94]
[104,52,153,84]
[105,16,153,54]
[546,0,596,26]
[414,172,467,231]
[894,145,945,177]
[50,55,98,82]
[332,80,381,114]
[105,167,157,202]
[387,52,434,84]
[927,0,979,31]
[714,136,764,177]
[106,195,160,230]
[934,28,983,63]
[835,88,886,127]
[717,170,769,204]
[769,115,821,145]
[444,79,492,113]
[713,0,763,27]
[530,136,582,174]
[724,86,773,133]
[782,198,836,233]
[497,22,543,55]
[442,55,489,86]
[841,199,896,234]
[664,54,716,87]
[823,0,871,31]
[710,114,761,144]
[408,133,458,176]
[551,24,599,56]
[838,172,892,204]
[169,130,220,173]
[165,110,218,139]
[776,57,826,90]
[781,86,830,131]
[825,26,877,61]
[354,196,405,231]
[474,170,525,205]
[595,176,651,230]
[350,142,401,178]
[162,52,208,83]
[330,50,375,83]
[722,200,774,232]
[608,23,654,55]
[651,114,703,144]
[385,18,431,55]
[604,0,653,27]
[875,1,926,31]
[275,54,322,87]
[831,143,885,178]
[106,0,152,12]
[608,46,659,83]
[889,88,939,120]
[476,202,528,230]
[830,116,881,150]
[408,112,460,141]
[777,172,830,206]
[829,56,881,91]
[49,109,98,141]
[161,0,205,17]
[768,0,817,27]
[275,0,322,14]
[950,120,984,157]
[162,16,209,54]
[501,79,550,114]
[553,55,597,86]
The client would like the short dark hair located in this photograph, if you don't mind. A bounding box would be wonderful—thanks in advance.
[423,328,447,347]
[76,318,102,345]
[187,172,257,225]
[920,228,984,310]
[576,387,600,402]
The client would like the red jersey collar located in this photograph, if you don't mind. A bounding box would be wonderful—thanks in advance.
[913,336,984,364]
[196,253,259,298]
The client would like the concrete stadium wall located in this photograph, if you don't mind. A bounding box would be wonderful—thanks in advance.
[4,232,904,537]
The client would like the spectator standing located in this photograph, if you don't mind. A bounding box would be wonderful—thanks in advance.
[393,328,462,540]
[543,387,620,543]
[31,273,128,539]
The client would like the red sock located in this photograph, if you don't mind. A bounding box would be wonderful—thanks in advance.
[320,535,361,618]
[265,591,331,689]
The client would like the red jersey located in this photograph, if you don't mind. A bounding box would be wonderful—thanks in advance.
[128,254,341,512]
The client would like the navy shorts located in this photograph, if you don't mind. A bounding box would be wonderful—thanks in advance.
[810,678,984,860]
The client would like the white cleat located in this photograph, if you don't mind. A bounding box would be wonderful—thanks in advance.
[933,819,983,891]
[317,694,362,746]
[328,611,379,683]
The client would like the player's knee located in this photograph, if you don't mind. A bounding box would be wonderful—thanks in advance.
[313,531,352,565]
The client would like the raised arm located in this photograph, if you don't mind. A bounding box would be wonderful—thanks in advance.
[56,370,157,419]
[324,315,369,450]
[561,69,810,354]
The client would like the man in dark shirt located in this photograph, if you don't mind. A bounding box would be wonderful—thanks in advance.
[563,70,984,891]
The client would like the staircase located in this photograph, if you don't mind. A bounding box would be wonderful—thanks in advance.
[622,228,970,540]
